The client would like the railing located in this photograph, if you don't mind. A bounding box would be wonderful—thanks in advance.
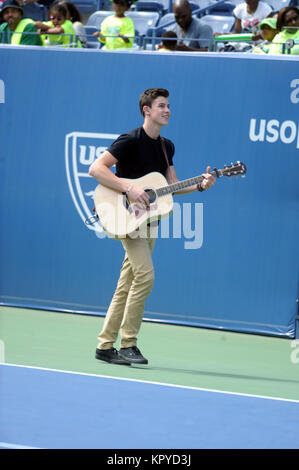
[281,26,299,54]
[0,30,79,47]
[1,27,298,54]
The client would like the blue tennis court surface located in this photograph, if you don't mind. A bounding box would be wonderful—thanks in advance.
[1,363,299,449]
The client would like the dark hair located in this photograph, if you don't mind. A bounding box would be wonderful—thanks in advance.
[139,88,169,117]
[49,3,68,19]
[276,6,299,31]
[267,10,279,18]
[59,1,82,22]
[114,0,133,6]
[162,30,177,50]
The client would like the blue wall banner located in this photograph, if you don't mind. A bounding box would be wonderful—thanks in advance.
[0,46,298,337]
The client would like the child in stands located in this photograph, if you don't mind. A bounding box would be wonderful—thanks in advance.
[252,17,278,53]
[34,3,77,47]
[93,0,134,50]
[158,30,178,52]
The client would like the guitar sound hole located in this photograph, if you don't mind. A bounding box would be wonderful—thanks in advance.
[123,188,156,213]
[144,188,156,204]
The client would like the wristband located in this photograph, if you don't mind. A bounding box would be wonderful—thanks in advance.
[125,184,133,195]
[197,183,204,192]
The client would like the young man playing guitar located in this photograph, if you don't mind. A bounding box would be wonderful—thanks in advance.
[89,88,216,365]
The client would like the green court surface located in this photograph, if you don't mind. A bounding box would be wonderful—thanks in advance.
[0,306,298,401]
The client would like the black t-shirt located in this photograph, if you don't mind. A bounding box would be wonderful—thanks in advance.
[108,127,175,179]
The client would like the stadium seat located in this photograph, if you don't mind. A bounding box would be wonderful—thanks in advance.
[84,25,101,48]
[155,12,175,34]
[207,1,235,15]
[126,11,160,36]
[267,0,290,10]
[135,1,166,16]
[86,10,112,28]
[200,14,235,34]
[22,3,47,21]
[72,0,101,15]
[189,1,202,11]
[143,11,174,47]
[222,0,242,7]
[188,0,215,14]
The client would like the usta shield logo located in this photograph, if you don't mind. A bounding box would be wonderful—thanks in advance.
[65,131,119,232]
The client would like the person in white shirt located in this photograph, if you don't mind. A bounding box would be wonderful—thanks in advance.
[233,0,272,34]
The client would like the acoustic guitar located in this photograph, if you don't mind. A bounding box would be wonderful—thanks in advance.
[91,162,247,238]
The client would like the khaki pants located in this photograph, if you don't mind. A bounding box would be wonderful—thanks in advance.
[97,228,157,350]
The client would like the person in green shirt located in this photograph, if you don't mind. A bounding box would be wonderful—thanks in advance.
[55,1,87,47]
[93,0,135,50]
[252,17,278,54]
[267,6,299,55]
[0,0,42,46]
[34,3,79,47]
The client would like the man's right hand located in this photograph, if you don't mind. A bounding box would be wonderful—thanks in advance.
[128,186,150,209]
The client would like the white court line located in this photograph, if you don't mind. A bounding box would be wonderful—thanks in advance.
[0,340,5,363]
[0,442,41,449]
[1,362,299,404]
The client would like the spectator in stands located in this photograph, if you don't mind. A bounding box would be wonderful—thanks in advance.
[53,1,87,46]
[34,2,77,46]
[267,6,299,55]
[172,0,213,51]
[0,0,42,44]
[92,0,134,49]
[251,17,278,53]
[158,30,177,51]
[233,0,272,34]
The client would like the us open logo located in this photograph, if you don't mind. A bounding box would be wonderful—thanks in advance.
[0,79,5,103]
[65,131,118,233]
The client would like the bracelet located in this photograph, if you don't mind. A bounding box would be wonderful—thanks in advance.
[197,183,205,192]
[125,184,133,195]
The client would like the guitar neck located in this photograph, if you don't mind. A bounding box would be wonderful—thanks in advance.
[157,169,220,197]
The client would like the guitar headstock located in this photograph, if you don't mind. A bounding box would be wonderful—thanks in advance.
[217,161,247,178]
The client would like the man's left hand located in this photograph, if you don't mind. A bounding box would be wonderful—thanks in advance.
[201,166,216,190]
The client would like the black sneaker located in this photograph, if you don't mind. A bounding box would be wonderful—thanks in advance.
[119,346,148,364]
[95,348,131,366]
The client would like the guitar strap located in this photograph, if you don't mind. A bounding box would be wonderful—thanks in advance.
[160,137,170,170]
